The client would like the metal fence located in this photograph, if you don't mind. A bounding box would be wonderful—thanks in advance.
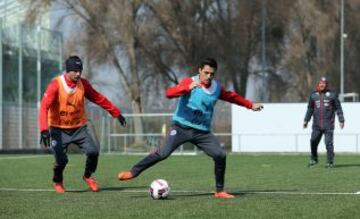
[2,102,38,150]
[0,20,63,150]
[0,103,232,153]
[98,105,232,154]
[3,103,360,154]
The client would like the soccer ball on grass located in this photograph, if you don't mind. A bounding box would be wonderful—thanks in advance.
[149,179,170,199]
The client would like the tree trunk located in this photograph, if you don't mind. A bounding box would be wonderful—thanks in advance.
[127,1,144,144]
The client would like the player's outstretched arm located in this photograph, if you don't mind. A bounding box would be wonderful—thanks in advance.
[82,78,122,119]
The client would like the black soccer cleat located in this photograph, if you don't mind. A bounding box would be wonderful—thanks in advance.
[325,162,334,168]
[307,159,318,168]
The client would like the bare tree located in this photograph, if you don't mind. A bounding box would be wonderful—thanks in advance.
[342,0,360,96]
[26,0,145,141]
[280,0,339,100]
[139,0,260,97]
[216,0,261,95]
[26,0,360,109]
[139,1,218,82]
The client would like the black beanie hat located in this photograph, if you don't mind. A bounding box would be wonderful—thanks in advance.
[65,56,83,72]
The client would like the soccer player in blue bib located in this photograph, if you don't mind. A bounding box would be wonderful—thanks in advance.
[118,58,263,198]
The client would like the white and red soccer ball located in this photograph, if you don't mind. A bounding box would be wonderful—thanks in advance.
[149,179,170,199]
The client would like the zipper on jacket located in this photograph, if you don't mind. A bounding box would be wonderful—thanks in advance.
[320,94,324,129]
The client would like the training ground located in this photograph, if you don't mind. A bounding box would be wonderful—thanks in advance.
[1,154,360,219]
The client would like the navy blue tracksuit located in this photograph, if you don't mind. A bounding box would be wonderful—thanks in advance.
[304,90,344,163]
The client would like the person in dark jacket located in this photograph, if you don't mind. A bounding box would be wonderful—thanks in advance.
[303,77,344,168]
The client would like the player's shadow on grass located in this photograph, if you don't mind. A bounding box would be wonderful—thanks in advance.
[128,192,213,199]
[171,192,213,198]
[127,189,298,200]
[100,185,148,192]
[231,189,297,197]
[65,186,148,193]
[65,189,91,193]
[333,163,360,168]
[170,189,297,198]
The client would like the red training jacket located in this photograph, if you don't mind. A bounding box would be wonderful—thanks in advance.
[165,77,253,109]
[39,74,121,131]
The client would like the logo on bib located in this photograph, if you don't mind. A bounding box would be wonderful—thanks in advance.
[170,130,177,136]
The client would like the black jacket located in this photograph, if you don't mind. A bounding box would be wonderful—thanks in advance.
[304,90,345,130]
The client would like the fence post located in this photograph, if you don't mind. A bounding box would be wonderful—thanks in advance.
[18,23,23,149]
[356,134,359,153]
[124,135,127,154]
[0,18,2,150]
[107,116,111,154]
[100,115,105,154]
[36,26,41,149]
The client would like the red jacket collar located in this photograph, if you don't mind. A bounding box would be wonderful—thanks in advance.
[64,73,78,88]
[198,75,211,88]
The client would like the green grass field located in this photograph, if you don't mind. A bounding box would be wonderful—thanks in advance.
[1,154,360,219]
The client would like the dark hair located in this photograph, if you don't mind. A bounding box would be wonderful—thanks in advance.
[65,55,83,72]
[199,57,217,70]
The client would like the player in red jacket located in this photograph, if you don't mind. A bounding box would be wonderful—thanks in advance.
[39,56,126,193]
[118,58,263,198]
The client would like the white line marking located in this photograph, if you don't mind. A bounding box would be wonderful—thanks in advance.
[244,191,358,195]
[0,155,51,160]
[0,188,54,192]
[0,187,359,195]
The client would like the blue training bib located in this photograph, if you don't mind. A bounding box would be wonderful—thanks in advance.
[172,76,221,131]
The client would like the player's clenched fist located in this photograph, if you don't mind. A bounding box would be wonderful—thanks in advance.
[252,103,264,111]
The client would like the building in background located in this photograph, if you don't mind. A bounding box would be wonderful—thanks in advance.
[0,0,63,151]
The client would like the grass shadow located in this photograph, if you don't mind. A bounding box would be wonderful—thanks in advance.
[66,189,90,193]
[170,189,298,198]
[333,163,360,168]
[100,185,148,192]
[231,189,297,197]
[171,192,213,198]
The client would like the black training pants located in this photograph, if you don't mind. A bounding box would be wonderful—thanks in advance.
[49,123,99,182]
[310,128,334,163]
[131,124,227,192]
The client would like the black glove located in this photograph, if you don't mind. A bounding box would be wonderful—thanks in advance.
[40,130,50,148]
[118,114,127,127]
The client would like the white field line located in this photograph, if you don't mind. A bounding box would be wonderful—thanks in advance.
[0,155,51,160]
[1,187,360,196]
[0,154,127,160]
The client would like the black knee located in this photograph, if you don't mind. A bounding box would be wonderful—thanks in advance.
[326,143,333,148]
[53,161,67,183]
[325,144,334,153]
[153,149,171,161]
[214,150,227,161]
[56,157,68,167]
[86,151,99,167]
[310,139,317,145]
[87,150,99,158]
[157,152,169,161]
